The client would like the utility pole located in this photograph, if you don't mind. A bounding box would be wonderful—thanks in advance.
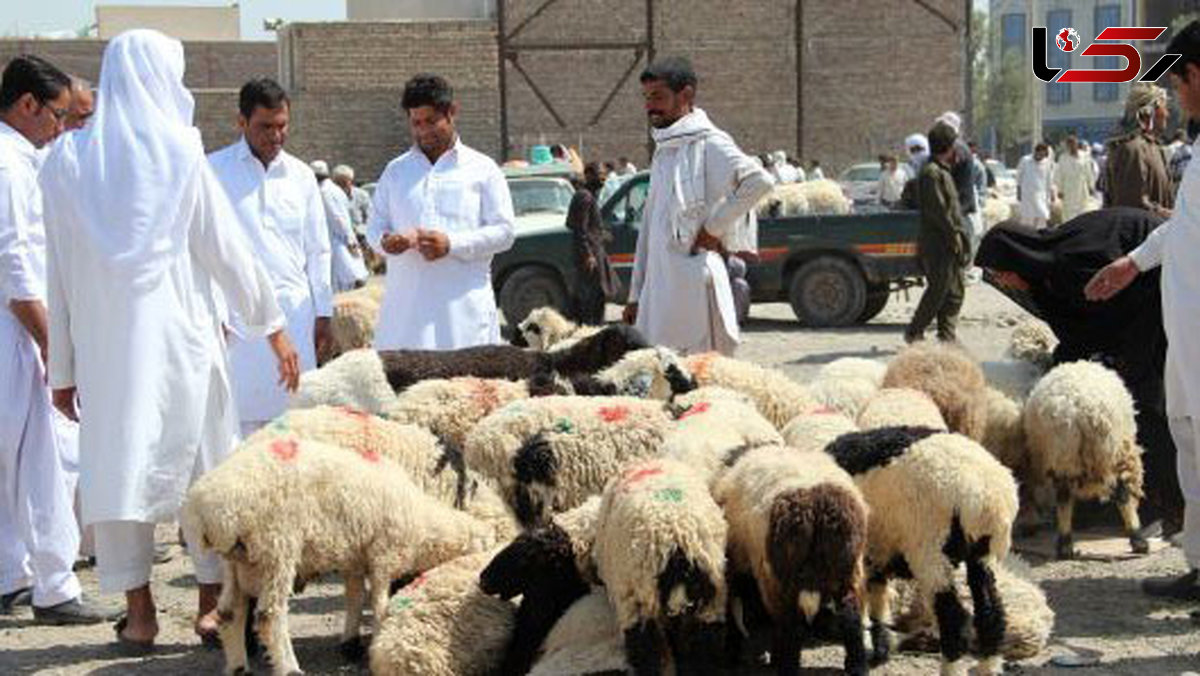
[1030,0,1043,146]
[964,0,973,138]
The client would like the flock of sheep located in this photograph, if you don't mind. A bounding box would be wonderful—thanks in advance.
[179,304,1149,676]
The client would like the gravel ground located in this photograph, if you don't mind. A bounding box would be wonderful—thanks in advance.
[3,284,1199,675]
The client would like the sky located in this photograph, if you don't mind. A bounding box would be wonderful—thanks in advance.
[2,0,345,41]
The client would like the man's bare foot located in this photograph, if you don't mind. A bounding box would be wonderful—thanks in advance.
[120,585,158,644]
[195,583,222,645]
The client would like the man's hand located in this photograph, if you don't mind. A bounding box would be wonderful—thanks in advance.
[622,303,638,325]
[267,330,301,392]
[381,232,414,255]
[417,229,450,261]
[1084,256,1140,302]
[692,229,724,255]
[53,387,79,422]
[313,317,333,365]
[584,255,598,273]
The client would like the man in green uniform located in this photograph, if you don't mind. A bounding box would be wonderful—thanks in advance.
[905,121,970,343]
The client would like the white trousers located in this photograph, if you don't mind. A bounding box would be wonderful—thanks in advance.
[94,520,222,594]
[1170,417,1200,569]
[0,345,82,608]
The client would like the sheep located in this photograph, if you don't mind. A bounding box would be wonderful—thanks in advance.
[592,458,728,675]
[893,555,1054,663]
[181,437,496,675]
[1007,319,1057,371]
[756,183,810,219]
[246,406,519,541]
[856,388,948,431]
[463,396,674,526]
[289,348,398,415]
[480,498,602,676]
[781,410,859,454]
[683,352,820,429]
[800,179,853,215]
[825,428,1019,676]
[382,377,537,450]
[381,323,650,391]
[979,388,1028,481]
[1023,360,1147,559]
[882,343,989,440]
[714,445,869,676]
[980,359,1044,402]
[563,346,698,400]
[369,549,516,676]
[660,386,783,485]
[816,357,887,387]
[981,197,1013,230]
[516,306,603,351]
[807,377,879,421]
[529,589,628,676]
[329,288,379,360]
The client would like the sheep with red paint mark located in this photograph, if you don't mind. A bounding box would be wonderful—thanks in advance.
[382,377,544,449]
[660,386,783,485]
[683,353,820,429]
[463,396,674,527]
[592,458,729,675]
[181,437,497,676]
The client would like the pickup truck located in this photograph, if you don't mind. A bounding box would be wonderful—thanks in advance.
[492,172,923,327]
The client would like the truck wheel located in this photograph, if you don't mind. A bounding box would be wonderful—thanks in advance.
[788,257,867,327]
[499,267,568,326]
[858,284,890,323]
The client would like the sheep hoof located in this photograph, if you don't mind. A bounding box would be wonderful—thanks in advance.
[1130,535,1151,555]
[869,624,892,665]
[338,636,366,661]
[1055,535,1077,560]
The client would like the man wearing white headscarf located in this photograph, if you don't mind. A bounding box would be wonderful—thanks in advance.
[39,30,300,648]
[770,150,799,184]
[904,132,929,179]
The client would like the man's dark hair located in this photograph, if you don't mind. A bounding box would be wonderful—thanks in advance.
[1167,20,1200,77]
[0,55,71,113]
[640,56,697,93]
[238,78,289,119]
[402,74,455,114]
[1034,141,1050,152]
[928,121,958,156]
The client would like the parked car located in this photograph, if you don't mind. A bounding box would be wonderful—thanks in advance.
[492,172,923,328]
[838,162,883,205]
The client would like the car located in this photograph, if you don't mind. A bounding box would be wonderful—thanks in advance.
[492,172,924,328]
[838,162,883,205]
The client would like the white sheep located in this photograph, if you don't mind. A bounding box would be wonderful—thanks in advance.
[756,182,810,218]
[529,589,628,676]
[517,306,603,351]
[290,348,398,415]
[807,377,879,421]
[464,396,673,526]
[369,549,516,676]
[566,346,698,400]
[1007,319,1057,371]
[182,437,496,675]
[781,410,859,453]
[715,445,869,675]
[856,387,948,431]
[800,179,852,215]
[246,406,519,542]
[826,428,1019,676]
[329,288,379,359]
[683,352,820,429]
[817,357,887,387]
[382,377,535,449]
[882,342,989,441]
[661,386,783,485]
[593,458,728,675]
[1023,360,1147,559]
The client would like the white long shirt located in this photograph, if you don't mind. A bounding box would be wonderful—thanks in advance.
[209,139,332,423]
[321,178,368,292]
[0,122,45,310]
[367,138,515,350]
[1017,155,1055,220]
[1130,138,1200,419]
[878,166,907,204]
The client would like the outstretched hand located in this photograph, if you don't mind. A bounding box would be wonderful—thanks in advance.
[1084,256,1139,302]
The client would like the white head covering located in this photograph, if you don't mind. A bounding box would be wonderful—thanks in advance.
[69,30,204,289]
[332,164,354,181]
[905,133,929,154]
[935,111,962,134]
[310,160,329,177]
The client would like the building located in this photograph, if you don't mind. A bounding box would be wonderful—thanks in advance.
[347,0,497,20]
[96,4,240,41]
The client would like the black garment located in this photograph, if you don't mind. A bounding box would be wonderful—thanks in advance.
[565,188,617,325]
[976,208,1181,525]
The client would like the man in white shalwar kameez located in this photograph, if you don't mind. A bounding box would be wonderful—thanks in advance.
[39,30,300,648]
[0,55,116,624]
[367,74,515,350]
[623,57,773,356]
[1017,143,1056,229]
[209,78,333,436]
[1087,20,1200,604]
[314,160,369,292]
[1057,135,1097,222]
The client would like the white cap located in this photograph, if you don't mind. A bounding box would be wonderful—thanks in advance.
[935,111,962,134]
[309,160,329,177]
[332,164,354,181]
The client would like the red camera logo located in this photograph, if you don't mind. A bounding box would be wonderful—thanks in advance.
[1033,26,1181,84]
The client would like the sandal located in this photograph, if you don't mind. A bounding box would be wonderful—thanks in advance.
[112,616,156,656]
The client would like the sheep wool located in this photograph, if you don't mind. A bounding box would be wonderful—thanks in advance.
[519,306,603,351]
[756,182,810,218]
[799,179,852,215]
[1007,319,1057,371]
[684,352,820,429]
[1022,360,1146,559]
[182,437,496,675]
[808,377,880,421]
[464,396,673,526]
[370,549,517,676]
[856,388,948,431]
[529,589,628,676]
[246,406,519,541]
[715,445,869,675]
[817,357,888,387]
[289,348,398,415]
[569,346,697,400]
[593,458,728,675]
[662,386,783,485]
[781,410,859,454]
[383,377,533,449]
[882,343,989,440]
[980,388,1028,481]
[329,288,379,359]
[981,197,1013,230]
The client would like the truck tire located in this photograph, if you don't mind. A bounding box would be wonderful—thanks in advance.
[858,284,890,323]
[499,267,568,326]
[788,256,867,327]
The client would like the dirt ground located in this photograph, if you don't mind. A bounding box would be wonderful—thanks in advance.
[3,284,1200,675]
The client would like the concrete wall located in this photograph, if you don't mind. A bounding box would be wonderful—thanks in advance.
[96,5,241,41]
[347,0,497,20]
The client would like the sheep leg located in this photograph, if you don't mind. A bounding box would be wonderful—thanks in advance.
[836,590,868,676]
[932,584,970,676]
[1054,482,1077,560]
[338,574,366,661]
[624,619,666,676]
[966,555,1006,676]
[771,598,802,676]
[216,561,249,675]
[723,594,745,667]
[1115,479,1149,554]
[368,568,392,635]
[867,576,892,665]
[255,560,302,676]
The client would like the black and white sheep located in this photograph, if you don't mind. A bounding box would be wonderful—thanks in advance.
[515,306,603,351]
[661,387,783,485]
[562,346,698,400]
